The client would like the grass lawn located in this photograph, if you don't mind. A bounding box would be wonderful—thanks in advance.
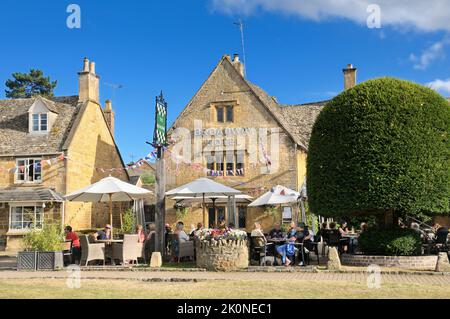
[0,278,449,299]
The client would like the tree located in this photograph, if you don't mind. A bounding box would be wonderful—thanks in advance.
[5,69,57,98]
[307,78,450,226]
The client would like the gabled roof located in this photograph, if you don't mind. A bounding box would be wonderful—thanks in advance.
[0,95,80,156]
[169,55,326,151]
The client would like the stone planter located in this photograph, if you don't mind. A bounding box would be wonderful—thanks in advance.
[195,239,249,271]
[17,251,37,271]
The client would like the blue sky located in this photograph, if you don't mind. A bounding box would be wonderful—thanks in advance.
[0,0,449,164]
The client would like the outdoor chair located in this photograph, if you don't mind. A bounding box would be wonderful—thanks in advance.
[431,229,449,254]
[170,234,195,262]
[112,234,140,266]
[250,236,273,266]
[145,232,156,262]
[80,235,105,266]
[62,241,73,266]
[323,229,342,254]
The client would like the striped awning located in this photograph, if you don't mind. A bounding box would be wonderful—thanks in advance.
[0,188,64,203]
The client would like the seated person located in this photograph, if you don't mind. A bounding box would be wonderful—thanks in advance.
[64,225,81,264]
[190,222,203,236]
[174,222,190,242]
[286,221,298,238]
[338,221,350,253]
[94,224,112,240]
[316,222,329,242]
[218,219,227,231]
[228,222,235,230]
[276,231,297,267]
[269,222,283,239]
[325,222,342,248]
[145,223,156,260]
[295,224,312,266]
[250,222,267,246]
[136,224,145,243]
[434,223,449,244]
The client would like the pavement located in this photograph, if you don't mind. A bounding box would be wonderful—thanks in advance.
[0,269,449,285]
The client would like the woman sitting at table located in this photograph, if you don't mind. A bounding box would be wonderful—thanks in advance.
[136,224,145,243]
[338,221,350,253]
[250,222,267,246]
[174,222,190,242]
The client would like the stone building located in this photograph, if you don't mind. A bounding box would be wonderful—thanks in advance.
[0,58,128,251]
[164,55,356,231]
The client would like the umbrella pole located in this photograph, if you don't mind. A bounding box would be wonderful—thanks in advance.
[109,194,113,238]
[202,194,206,228]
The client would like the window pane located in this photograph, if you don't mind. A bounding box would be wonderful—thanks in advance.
[35,207,43,229]
[28,160,35,181]
[216,107,224,122]
[32,114,39,131]
[17,160,26,181]
[215,153,224,174]
[23,207,35,229]
[226,153,234,175]
[226,106,233,122]
[40,114,47,131]
[206,154,214,176]
[34,161,41,181]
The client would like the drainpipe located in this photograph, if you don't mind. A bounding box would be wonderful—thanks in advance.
[61,201,65,232]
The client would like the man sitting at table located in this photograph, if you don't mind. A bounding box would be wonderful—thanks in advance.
[269,222,283,239]
[64,225,81,264]
[94,224,112,240]
[295,223,312,266]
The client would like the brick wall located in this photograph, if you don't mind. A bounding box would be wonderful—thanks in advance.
[341,254,438,270]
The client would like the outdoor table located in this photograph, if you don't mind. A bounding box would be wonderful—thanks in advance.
[342,234,358,254]
[96,240,123,266]
[266,238,287,266]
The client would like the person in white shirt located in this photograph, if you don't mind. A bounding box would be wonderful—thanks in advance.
[175,222,190,242]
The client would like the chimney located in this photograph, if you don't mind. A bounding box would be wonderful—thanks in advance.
[343,64,357,90]
[78,57,100,103]
[232,53,245,77]
[103,99,115,136]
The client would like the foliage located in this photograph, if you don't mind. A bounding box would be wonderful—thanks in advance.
[307,78,450,218]
[120,208,136,234]
[141,174,155,185]
[5,69,57,98]
[22,224,64,252]
[175,206,190,221]
[358,227,422,256]
[194,228,247,241]
[264,206,279,219]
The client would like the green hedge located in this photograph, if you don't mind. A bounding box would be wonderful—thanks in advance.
[307,78,450,218]
[358,228,422,256]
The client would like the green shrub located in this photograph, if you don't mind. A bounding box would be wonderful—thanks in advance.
[22,224,64,252]
[120,208,136,234]
[307,78,450,218]
[141,174,155,185]
[358,228,422,256]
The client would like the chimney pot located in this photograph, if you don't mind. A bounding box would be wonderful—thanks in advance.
[83,57,89,72]
[343,64,357,90]
[105,99,112,111]
[89,61,96,74]
[233,54,239,62]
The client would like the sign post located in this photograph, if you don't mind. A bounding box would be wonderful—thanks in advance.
[149,91,168,255]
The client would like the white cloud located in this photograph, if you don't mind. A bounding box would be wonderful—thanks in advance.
[409,38,450,70]
[210,0,450,32]
[426,79,450,94]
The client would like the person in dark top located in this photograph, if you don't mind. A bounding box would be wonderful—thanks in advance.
[295,224,312,266]
[316,222,329,242]
[94,224,111,240]
[434,223,449,244]
[269,222,283,239]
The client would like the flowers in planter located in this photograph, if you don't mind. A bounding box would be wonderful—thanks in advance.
[194,228,247,241]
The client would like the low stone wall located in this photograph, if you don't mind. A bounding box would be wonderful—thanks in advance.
[196,239,249,271]
[341,254,438,270]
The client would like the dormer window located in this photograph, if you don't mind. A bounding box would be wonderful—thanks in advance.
[32,113,48,132]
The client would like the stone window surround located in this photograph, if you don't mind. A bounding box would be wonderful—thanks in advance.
[8,203,44,232]
[204,151,244,177]
[210,100,238,124]
[15,157,43,184]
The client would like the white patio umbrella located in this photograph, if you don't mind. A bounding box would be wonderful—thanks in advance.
[166,178,241,226]
[65,176,152,235]
[248,185,300,207]
[172,194,252,204]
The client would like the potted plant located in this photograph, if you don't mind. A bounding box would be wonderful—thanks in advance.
[20,223,65,271]
[118,208,136,239]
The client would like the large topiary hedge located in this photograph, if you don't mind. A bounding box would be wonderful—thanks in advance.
[307,78,450,219]
[358,228,422,256]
